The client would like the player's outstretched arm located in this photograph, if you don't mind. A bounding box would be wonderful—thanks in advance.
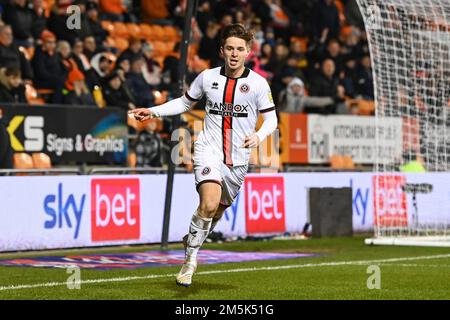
[128,95,195,121]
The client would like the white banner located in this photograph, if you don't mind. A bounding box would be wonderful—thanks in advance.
[308,115,403,164]
[1,172,449,251]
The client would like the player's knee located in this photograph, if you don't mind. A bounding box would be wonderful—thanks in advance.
[198,201,219,217]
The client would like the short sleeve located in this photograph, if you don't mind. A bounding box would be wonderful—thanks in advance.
[257,79,276,113]
[185,71,205,102]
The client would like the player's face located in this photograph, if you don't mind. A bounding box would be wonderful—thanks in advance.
[221,37,250,72]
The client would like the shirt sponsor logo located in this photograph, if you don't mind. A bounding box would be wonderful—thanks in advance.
[206,99,249,118]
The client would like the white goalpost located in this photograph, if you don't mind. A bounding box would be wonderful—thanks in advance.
[356,0,450,246]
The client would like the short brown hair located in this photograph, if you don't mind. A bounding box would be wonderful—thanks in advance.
[4,67,21,78]
[220,23,253,46]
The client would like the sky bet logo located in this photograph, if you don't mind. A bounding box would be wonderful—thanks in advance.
[44,183,86,239]
[91,178,140,242]
[43,179,140,241]
[206,99,249,118]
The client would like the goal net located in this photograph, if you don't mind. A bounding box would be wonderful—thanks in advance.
[356,0,450,246]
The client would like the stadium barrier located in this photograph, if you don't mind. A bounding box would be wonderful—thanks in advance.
[0,172,449,252]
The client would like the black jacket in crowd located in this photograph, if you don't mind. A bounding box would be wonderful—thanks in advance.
[0,43,33,80]
[0,83,27,104]
[2,2,34,42]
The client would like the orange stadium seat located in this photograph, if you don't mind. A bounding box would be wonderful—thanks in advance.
[112,22,129,38]
[101,20,115,34]
[342,155,355,169]
[358,99,375,115]
[127,151,137,168]
[13,153,34,170]
[329,154,345,169]
[25,84,45,105]
[152,41,167,56]
[113,37,129,52]
[32,153,52,169]
[163,25,180,41]
[126,23,142,39]
[139,23,154,40]
[151,25,165,41]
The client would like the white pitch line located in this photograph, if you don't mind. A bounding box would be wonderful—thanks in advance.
[1,253,450,292]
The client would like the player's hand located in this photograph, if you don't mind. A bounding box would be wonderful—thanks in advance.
[242,134,260,148]
[127,108,155,121]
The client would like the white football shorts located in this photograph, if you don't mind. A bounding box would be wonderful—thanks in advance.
[193,141,248,207]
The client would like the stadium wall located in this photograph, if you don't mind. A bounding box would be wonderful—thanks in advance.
[0,172,449,251]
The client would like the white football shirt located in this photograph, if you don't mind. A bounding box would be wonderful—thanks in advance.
[185,66,275,166]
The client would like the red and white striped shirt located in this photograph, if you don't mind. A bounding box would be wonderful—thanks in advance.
[186,66,275,166]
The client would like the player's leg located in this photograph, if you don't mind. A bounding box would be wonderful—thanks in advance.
[209,203,229,234]
[210,164,248,232]
[177,161,222,287]
[177,182,221,287]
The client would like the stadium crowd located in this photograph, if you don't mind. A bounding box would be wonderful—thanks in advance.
[0,0,376,168]
[0,0,374,110]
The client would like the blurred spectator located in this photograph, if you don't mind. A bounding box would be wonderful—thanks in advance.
[0,67,26,103]
[252,0,272,26]
[85,52,112,90]
[310,38,344,73]
[142,42,161,87]
[196,0,213,34]
[250,18,264,55]
[83,35,98,61]
[246,51,270,79]
[99,0,126,22]
[102,70,136,110]
[198,21,220,67]
[260,42,274,78]
[117,37,142,65]
[0,25,33,82]
[2,0,35,48]
[31,0,48,40]
[308,58,346,114]
[340,53,358,98]
[161,42,180,92]
[115,58,130,81]
[32,30,67,103]
[312,0,340,41]
[85,1,107,50]
[72,0,93,42]
[126,55,154,108]
[356,54,374,99]
[267,42,290,103]
[47,0,79,45]
[62,67,95,105]
[71,38,90,72]
[278,77,334,113]
[345,0,365,30]
[269,0,290,42]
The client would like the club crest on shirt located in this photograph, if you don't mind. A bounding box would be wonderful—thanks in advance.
[240,83,250,93]
[201,167,211,176]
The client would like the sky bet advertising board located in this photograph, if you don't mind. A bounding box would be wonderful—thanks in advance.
[0,172,449,251]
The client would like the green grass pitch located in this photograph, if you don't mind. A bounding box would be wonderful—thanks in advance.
[0,235,450,300]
